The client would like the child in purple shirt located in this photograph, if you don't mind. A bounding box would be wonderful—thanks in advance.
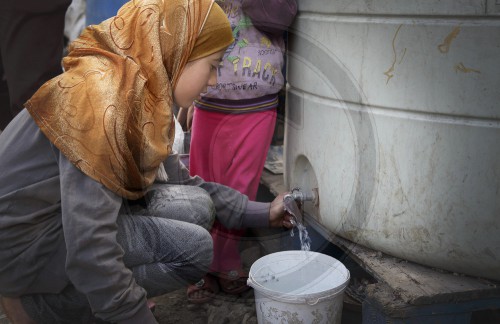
[184,0,297,303]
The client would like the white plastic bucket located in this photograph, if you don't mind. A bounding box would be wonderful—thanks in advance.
[247,251,350,324]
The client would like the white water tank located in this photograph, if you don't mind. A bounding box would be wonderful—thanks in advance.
[284,0,500,280]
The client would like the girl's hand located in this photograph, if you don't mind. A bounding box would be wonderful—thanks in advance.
[269,192,295,229]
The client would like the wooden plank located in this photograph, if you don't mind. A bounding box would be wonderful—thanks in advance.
[353,245,500,305]
[364,283,500,319]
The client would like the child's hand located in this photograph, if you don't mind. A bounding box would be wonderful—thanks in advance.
[269,192,295,228]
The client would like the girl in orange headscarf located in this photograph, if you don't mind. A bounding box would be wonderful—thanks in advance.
[0,0,293,322]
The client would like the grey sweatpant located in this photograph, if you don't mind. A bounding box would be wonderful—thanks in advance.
[22,184,215,323]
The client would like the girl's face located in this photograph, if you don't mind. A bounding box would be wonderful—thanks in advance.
[173,50,224,108]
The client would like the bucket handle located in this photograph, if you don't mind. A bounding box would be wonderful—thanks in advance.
[306,277,350,305]
[306,290,343,305]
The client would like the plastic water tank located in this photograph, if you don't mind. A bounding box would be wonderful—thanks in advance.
[284,0,500,280]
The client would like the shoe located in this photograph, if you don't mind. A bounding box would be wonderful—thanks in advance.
[186,274,220,304]
[217,269,250,295]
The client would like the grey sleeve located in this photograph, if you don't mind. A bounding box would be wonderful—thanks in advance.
[161,153,270,229]
[58,153,156,323]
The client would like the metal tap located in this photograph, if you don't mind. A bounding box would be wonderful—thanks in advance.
[283,187,319,225]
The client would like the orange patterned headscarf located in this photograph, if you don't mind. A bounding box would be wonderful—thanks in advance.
[25,0,233,200]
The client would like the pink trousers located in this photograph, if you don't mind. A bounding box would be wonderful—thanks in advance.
[189,107,277,272]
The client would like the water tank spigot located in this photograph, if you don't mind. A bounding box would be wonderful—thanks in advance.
[283,188,320,226]
[289,187,319,207]
[283,193,302,225]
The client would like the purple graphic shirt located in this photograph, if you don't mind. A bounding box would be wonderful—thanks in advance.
[204,0,286,100]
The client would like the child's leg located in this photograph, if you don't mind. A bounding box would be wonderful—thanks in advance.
[190,109,277,199]
[142,184,215,230]
[206,110,277,199]
[117,185,215,296]
[191,109,277,274]
[116,214,213,297]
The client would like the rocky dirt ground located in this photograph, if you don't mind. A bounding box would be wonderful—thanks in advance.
[1,272,363,324]
[0,290,257,324]
[0,287,361,324]
[151,285,363,324]
[151,286,259,324]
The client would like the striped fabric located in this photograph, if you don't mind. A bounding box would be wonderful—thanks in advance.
[194,94,278,113]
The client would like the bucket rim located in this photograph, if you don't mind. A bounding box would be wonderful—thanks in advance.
[248,275,350,305]
[247,250,350,305]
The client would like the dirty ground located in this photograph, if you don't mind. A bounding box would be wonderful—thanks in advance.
[0,289,258,324]
[151,286,258,324]
[0,276,362,324]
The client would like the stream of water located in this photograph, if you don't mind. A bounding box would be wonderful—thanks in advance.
[283,196,312,251]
